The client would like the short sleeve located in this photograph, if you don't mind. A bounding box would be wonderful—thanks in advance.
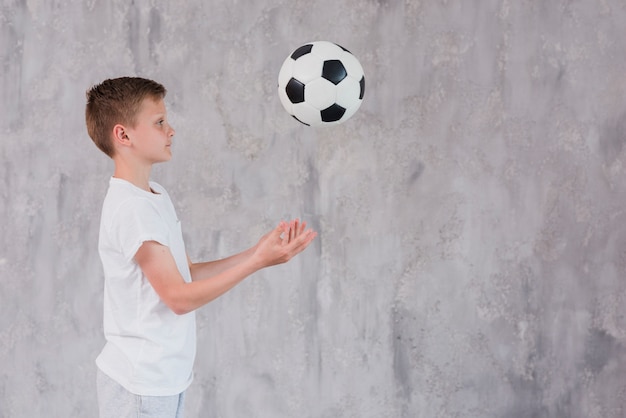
[111,197,170,261]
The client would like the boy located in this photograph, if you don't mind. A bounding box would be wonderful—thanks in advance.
[85,77,317,418]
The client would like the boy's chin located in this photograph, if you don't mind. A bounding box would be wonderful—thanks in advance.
[153,155,172,164]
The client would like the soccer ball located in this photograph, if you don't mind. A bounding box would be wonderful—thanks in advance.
[277,41,365,127]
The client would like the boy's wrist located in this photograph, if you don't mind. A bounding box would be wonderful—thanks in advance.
[247,250,267,272]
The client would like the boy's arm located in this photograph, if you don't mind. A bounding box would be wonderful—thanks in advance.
[186,248,255,282]
[186,219,307,281]
[135,220,316,315]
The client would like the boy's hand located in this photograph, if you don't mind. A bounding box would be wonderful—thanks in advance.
[253,219,317,268]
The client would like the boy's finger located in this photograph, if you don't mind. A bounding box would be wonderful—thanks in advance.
[290,229,316,251]
[289,220,295,242]
[274,221,285,240]
[281,221,290,245]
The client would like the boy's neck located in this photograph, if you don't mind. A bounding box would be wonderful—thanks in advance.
[113,159,154,193]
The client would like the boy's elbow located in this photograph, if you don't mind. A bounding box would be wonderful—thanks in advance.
[167,298,194,315]
[171,305,192,315]
[162,289,195,315]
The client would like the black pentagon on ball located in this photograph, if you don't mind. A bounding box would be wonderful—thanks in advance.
[322,60,347,85]
[321,103,346,122]
[290,44,313,60]
[285,78,305,103]
[359,76,365,100]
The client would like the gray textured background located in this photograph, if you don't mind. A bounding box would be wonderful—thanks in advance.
[2,1,626,417]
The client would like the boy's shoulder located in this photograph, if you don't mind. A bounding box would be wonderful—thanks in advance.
[102,178,168,217]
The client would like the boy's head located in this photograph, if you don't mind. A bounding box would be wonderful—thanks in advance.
[85,77,167,158]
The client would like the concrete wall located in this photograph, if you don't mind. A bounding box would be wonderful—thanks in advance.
[2,1,626,417]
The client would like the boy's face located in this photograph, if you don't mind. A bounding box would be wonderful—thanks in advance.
[125,97,175,164]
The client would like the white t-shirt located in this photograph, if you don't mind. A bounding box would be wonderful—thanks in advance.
[96,177,196,396]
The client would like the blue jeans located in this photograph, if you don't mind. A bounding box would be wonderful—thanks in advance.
[97,369,186,418]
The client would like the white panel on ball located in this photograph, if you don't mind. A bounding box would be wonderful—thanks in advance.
[335,78,361,109]
[278,87,293,115]
[277,59,295,88]
[311,41,344,58]
[339,52,364,79]
[293,54,324,84]
[292,102,322,126]
[305,78,337,110]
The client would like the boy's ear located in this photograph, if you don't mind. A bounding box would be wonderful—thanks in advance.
[112,124,131,147]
